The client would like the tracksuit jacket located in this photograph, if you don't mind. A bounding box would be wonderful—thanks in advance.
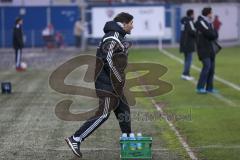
[95,20,128,97]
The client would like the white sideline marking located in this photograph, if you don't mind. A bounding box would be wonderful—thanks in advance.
[211,93,236,106]
[34,144,240,152]
[150,48,237,160]
[190,79,236,107]
[133,70,198,160]
[159,48,237,107]
[151,99,198,160]
[160,49,240,91]
[192,144,240,149]
[48,147,170,151]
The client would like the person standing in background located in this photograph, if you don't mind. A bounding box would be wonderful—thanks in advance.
[179,9,196,81]
[42,24,55,49]
[73,18,84,48]
[213,15,222,33]
[13,17,25,72]
[195,7,219,94]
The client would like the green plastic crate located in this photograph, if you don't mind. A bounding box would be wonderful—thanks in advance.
[120,136,152,159]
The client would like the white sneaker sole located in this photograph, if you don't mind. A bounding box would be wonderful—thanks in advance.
[65,138,82,158]
[181,75,194,81]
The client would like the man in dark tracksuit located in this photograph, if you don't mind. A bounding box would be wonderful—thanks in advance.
[180,9,196,81]
[65,12,134,158]
[12,17,24,71]
[195,7,219,94]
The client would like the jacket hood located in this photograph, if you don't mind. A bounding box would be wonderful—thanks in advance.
[198,16,212,23]
[198,16,204,21]
[181,16,194,24]
[181,17,188,24]
[198,15,209,23]
[103,21,127,37]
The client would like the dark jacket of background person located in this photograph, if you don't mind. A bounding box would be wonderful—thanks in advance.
[95,21,129,97]
[180,16,196,53]
[195,16,218,60]
[13,23,24,49]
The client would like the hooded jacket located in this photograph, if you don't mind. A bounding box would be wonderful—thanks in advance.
[179,16,196,53]
[95,21,129,97]
[195,16,218,60]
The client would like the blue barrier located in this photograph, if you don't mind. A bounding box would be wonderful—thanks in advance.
[0,6,80,47]
[0,4,181,48]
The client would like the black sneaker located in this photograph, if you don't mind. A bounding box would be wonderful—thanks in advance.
[65,136,82,158]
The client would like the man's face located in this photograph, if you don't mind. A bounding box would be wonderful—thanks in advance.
[208,12,213,20]
[19,20,23,25]
[123,20,133,34]
[191,13,195,20]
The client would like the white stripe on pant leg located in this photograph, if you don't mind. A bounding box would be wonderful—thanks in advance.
[79,105,107,139]
[79,97,110,136]
[79,97,110,140]
[18,49,21,66]
[17,49,21,67]
[79,97,110,139]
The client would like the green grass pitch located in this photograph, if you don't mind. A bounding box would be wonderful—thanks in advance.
[0,45,239,159]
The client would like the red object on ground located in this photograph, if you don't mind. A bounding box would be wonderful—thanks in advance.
[16,67,26,72]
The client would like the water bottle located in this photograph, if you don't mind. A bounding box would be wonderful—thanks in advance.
[136,133,143,150]
[129,133,136,151]
[120,133,128,150]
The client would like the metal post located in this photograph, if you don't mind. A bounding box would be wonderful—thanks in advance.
[47,7,51,25]
[1,8,5,48]
[47,0,52,25]
[79,0,87,52]
[31,30,35,48]
[238,3,240,44]
[167,7,176,45]
[173,7,177,45]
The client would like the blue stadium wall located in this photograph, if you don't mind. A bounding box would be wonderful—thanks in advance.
[0,4,180,47]
[0,6,80,47]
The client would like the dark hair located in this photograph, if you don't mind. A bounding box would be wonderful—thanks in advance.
[202,7,212,16]
[15,17,23,24]
[113,12,133,24]
[186,9,194,17]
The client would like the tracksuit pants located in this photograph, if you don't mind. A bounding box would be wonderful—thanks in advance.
[197,57,215,90]
[75,36,81,48]
[73,95,131,142]
[182,52,193,76]
[15,48,22,68]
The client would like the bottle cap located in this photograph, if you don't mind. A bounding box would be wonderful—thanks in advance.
[122,133,127,137]
[129,133,135,138]
[137,133,142,137]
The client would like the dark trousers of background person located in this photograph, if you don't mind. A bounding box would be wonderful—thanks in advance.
[182,52,193,76]
[15,48,22,68]
[73,95,131,142]
[75,36,81,48]
[197,57,215,90]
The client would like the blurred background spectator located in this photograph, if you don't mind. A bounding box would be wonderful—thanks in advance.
[42,24,55,49]
[0,0,239,49]
[73,18,84,48]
